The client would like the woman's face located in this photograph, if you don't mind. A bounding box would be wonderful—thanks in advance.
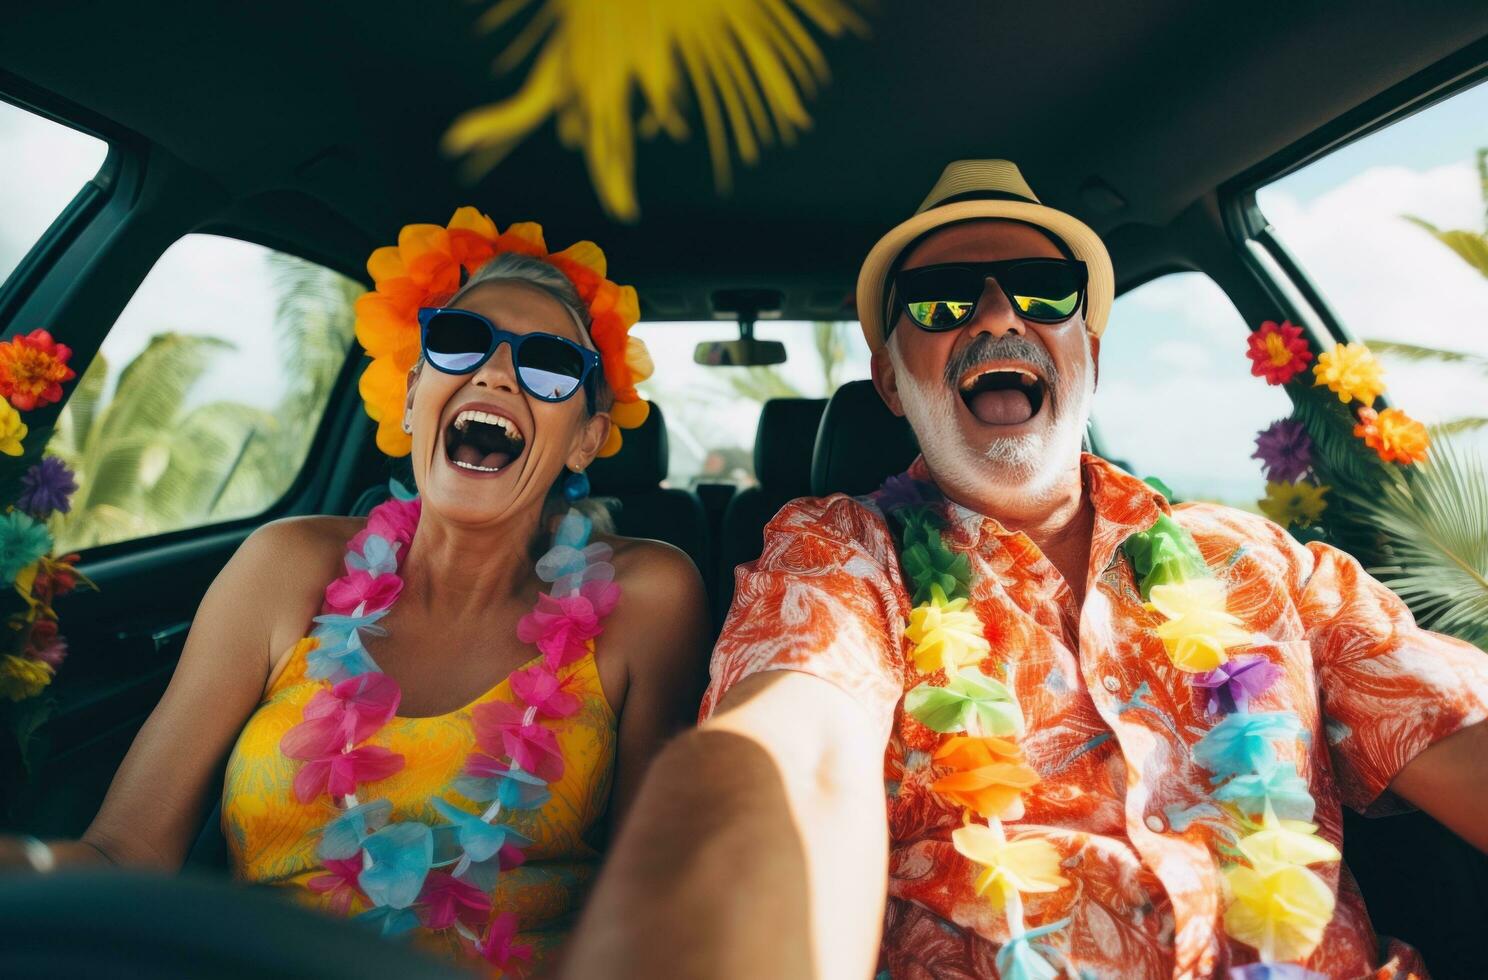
[402,280,611,528]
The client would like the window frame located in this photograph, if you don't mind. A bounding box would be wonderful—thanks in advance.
[1218,38,1488,351]
[52,230,371,562]
[0,81,126,325]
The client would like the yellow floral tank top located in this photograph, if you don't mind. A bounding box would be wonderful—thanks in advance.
[222,639,617,972]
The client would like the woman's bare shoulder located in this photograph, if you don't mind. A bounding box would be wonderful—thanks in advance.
[603,534,703,595]
[226,515,366,654]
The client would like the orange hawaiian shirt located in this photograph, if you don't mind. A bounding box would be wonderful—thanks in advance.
[701,454,1488,979]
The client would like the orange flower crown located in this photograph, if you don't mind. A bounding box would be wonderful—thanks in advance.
[354,208,653,458]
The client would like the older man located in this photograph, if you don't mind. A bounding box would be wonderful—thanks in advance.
[565,161,1488,979]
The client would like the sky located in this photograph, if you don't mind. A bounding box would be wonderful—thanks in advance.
[3,77,1485,500]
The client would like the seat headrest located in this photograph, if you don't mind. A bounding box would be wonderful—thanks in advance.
[754,398,827,496]
[810,380,920,497]
[589,400,669,495]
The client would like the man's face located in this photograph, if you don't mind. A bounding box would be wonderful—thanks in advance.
[871,220,1100,502]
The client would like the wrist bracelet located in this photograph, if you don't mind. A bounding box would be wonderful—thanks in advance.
[20,835,56,873]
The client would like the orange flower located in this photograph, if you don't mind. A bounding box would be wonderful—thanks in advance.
[353,209,650,458]
[932,735,1041,821]
[0,329,76,410]
[1354,406,1430,465]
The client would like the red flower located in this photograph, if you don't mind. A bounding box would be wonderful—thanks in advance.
[24,618,67,668]
[0,329,76,410]
[1245,320,1313,385]
[307,856,366,916]
[477,912,534,974]
[417,870,492,931]
[291,745,405,803]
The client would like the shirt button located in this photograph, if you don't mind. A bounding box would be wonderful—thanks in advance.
[1145,814,1165,833]
[1102,675,1120,692]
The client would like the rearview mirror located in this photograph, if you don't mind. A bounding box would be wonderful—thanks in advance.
[693,337,788,366]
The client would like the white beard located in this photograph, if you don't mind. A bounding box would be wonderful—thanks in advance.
[892,342,1095,499]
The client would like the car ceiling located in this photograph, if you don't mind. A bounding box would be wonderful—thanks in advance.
[3,0,1487,322]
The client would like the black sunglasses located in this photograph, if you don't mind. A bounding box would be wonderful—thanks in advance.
[418,307,600,405]
[890,259,1088,332]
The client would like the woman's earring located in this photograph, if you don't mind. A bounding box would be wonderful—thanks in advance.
[562,467,591,502]
[402,419,412,434]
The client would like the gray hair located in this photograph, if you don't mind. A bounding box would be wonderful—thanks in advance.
[444,251,616,533]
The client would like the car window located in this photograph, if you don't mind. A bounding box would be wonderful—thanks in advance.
[0,99,109,288]
[632,320,870,487]
[48,234,361,551]
[1092,272,1292,508]
[1255,78,1488,450]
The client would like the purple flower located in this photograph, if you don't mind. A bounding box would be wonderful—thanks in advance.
[1251,419,1313,483]
[17,457,78,517]
[1192,654,1282,716]
[1229,965,1327,980]
[877,472,932,513]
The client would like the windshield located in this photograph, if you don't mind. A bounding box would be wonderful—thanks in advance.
[633,320,870,487]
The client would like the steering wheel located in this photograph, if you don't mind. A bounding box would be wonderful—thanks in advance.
[0,870,472,979]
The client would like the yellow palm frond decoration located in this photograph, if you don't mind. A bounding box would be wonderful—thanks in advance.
[444,0,868,220]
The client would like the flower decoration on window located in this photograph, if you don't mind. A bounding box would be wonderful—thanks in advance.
[1251,419,1313,484]
[354,208,652,459]
[1245,320,1313,385]
[0,329,75,411]
[1311,341,1385,406]
[1258,481,1328,530]
[0,330,90,743]
[1352,407,1429,466]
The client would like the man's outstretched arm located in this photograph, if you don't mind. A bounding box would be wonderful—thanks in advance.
[562,670,889,980]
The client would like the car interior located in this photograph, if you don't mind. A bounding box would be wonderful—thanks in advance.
[1,0,1486,975]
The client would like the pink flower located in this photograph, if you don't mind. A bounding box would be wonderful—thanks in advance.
[292,745,405,803]
[324,569,404,615]
[24,619,67,668]
[472,700,564,781]
[347,497,421,555]
[478,912,534,973]
[281,673,402,758]
[510,666,580,718]
[515,581,619,669]
[417,870,491,931]
[307,856,366,916]
[497,842,526,871]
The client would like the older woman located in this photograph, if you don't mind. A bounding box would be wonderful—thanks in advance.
[3,217,709,975]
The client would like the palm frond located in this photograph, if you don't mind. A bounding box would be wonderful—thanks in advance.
[445,0,868,220]
[1430,417,1488,437]
[1401,215,1488,279]
[1333,434,1488,649]
[1365,338,1488,374]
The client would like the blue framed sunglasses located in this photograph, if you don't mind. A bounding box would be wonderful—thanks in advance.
[418,307,600,404]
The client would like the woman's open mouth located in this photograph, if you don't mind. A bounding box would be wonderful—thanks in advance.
[958,367,1048,426]
[444,409,527,473]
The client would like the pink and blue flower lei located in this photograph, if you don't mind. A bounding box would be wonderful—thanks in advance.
[281,481,620,971]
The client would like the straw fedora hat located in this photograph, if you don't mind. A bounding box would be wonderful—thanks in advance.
[856,159,1114,352]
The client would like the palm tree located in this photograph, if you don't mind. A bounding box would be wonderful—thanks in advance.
[48,253,361,551]
[1385,147,1488,434]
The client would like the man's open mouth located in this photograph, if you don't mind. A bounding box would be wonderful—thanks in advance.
[958,367,1048,426]
[444,409,526,473]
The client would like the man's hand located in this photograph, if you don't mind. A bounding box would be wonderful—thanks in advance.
[561,670,889,980]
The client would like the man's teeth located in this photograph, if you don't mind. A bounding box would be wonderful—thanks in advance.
[452,409,522,439]
[453,459,503,473]
[960,369,1041,391]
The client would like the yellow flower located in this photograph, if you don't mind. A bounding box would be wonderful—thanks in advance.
[905,589,991,675]
[1237,805,1341,870]
[1313,342,1385,406]
[0,653,53,701]
[1258,480,1329,529]
[1223,860,1335,962]
[1146,578,1250,672]
[951,820,1068,907]
[0,395,28,456]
